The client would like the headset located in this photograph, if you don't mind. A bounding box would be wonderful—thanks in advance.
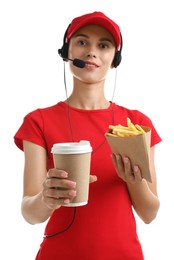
[58,24,123,68]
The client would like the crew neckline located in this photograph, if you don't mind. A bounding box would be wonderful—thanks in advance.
[59,101,115,112]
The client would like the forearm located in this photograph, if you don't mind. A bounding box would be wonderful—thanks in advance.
[21,192,55,225]
[127,179,160,224]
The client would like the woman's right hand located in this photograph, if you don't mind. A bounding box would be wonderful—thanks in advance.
[42,169,97,210]
[42,168,77,210]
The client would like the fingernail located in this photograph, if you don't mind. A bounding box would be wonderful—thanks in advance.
[70,181,76,188]
[69,190,76,196]
[123,157,128,163]
[116,154,120,160]
[134,165,138,172]
[61,171,68,177]
[63,199,70,204]
[94,176,97,181]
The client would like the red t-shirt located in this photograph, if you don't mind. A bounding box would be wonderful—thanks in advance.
[14,102,161,260]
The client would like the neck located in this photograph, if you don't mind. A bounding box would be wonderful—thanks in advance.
[66,80,110,110]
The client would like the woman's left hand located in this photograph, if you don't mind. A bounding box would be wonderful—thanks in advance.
[111,153,142,184]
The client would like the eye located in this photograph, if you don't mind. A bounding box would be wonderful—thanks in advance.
[99,43,110,49]
[77,40,87,46]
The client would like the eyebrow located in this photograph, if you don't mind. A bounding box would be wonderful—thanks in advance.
[74,33,114,43]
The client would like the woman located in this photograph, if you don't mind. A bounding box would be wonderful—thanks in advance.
[14,11,161,260]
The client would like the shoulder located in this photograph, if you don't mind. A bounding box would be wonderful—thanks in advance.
[113,103,152,125]
[24,102,65,120]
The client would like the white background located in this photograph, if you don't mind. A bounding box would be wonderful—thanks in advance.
[0,0,173,259]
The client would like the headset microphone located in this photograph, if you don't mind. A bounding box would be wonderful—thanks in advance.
[65,57,86,68]
[58,48,85,68]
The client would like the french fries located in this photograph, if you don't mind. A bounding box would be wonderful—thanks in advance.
[107,117,145,137]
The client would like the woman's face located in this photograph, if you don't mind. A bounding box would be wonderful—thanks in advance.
[68,25,116,84]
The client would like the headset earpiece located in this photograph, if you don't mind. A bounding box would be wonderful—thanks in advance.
[113,33,123,68]
[58,43,69,60]
[113,50,122,68]
[58,24,71,60]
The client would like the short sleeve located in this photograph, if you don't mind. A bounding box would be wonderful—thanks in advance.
[14,109,47,151]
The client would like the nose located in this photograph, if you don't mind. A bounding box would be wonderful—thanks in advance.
[86,52,96,58]
[86,45,97,58]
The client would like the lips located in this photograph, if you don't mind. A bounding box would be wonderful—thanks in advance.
[84,61,99,69]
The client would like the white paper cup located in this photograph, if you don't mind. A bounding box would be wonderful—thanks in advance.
[51,141,92,207]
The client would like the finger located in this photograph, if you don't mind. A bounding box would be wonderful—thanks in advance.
[123,157,133,179]
[111,153,117,168]
[43,188,76,205]
[112,154,127,181]
[43,196,70,210]
[122,157,138,183]
[45,178,76,189]
[115,154,124,173]
[46,188,76,200]
[89,175,97,183]
[47,168,68,179]
[133,165,142,182]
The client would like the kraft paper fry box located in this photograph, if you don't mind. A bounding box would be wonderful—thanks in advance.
[105,126,152,182]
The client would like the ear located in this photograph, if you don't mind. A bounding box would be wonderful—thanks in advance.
[111,63,115,69]
[111,52,116,68]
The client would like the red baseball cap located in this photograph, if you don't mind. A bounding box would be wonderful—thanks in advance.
[66,11,121,51]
